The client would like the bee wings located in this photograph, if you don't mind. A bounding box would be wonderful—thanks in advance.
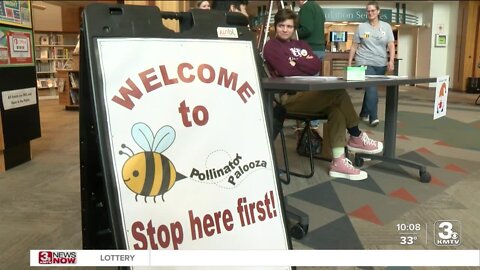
[131,122,175,153]
[152,125,175,153]
[132,122,154,151]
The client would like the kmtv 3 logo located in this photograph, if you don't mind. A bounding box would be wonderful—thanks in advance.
[38,251,77,264]
[434,220,461,246]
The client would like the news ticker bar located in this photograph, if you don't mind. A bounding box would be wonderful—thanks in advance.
[30,250,480,267]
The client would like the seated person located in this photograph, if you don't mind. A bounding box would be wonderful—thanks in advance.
[263,8,383,181]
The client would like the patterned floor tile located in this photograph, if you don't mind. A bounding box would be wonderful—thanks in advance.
[295,215,364,250]
[289,181,346,213]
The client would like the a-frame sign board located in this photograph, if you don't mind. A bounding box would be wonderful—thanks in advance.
[80,3,291,268]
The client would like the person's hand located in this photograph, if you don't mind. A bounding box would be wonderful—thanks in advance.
[387,60,394,71]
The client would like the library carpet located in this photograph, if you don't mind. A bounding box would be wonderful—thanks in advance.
[282,110,480,250]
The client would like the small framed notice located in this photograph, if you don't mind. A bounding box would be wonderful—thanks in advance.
[434,34,447,47]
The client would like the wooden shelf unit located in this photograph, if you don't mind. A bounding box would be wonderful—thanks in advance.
[57,55,79,110]
[34,32,78,95]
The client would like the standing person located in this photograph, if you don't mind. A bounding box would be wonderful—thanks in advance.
[195,0,211,10]
[295,0,326,60]
[348,1,395,127]
[263,8,383,181]
[296,0,325,128]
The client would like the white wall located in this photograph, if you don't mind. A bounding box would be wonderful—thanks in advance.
[433,1,459,86]
[397,26,417,77]
[416,5,433,79]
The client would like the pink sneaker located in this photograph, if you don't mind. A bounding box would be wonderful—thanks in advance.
[329,155,368,181]
[347,132,383,154]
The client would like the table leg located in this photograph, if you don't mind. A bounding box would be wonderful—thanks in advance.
[354,85,431,183]
[383,85,398,158]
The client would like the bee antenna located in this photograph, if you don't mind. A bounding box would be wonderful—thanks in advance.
[118,150,131,157]
[121,144,134,156]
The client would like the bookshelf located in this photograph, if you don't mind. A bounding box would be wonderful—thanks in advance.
[57,59,79,110]
[34,32,78,96]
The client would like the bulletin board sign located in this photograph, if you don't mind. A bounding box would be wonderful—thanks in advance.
[0,0,32,28]
[81,4,291,269]
[0,25,33,67]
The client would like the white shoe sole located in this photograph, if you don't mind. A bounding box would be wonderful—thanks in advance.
[329,170,368,181]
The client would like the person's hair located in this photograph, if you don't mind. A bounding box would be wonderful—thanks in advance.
[274,8,297,29]
[366,1,380,10]
[211,0,248,12]
[196,0,209,8]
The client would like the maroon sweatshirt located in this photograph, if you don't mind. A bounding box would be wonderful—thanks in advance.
[263,37,321,77]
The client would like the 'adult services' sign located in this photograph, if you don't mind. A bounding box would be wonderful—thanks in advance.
[97,38,290,269]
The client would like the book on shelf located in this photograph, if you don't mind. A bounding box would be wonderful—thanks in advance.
[62,59,72,69]
[70,89,79,105]
[36,62,51,72]
[58,79,65,93]
[39,48,48,62]
[55,47,65,58]
[73,37,80,55]
[40,80,48,88]
[69,72,79,89]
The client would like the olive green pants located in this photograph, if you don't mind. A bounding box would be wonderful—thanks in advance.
[281,89,360,149]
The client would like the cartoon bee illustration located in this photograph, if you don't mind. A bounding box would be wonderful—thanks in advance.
[119,122,186,202]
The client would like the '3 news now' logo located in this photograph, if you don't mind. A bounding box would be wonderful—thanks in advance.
[434,220,461,246]
[38,251,77,264]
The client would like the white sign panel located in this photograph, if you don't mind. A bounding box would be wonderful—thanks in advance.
[1,87,37,110]
[433,76,449,120]
[97,38,289,270]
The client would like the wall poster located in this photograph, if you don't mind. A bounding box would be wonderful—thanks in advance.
[0,0,32,28]
[0,25,33,67]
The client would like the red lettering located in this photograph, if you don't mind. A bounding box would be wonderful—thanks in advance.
[111,78,143,110]
[156,224,171,249]
[192,105,208,126]
[237,81,255,103]
[197,64,215,83]
[256,200,266,221]
[217,67,238,90]
[170,221,184,250]
[203,214,215,237]
[146,220,159,249]
[159,65,179,85]
[189,210,203,240]
[132,221,148,249]
[139,67,162,92]
[178,100,192,127]
[223,210,234,231]
[189,209,235,240]
[178,63,195,83]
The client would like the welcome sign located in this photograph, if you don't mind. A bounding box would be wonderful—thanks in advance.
[97,38,290,269]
